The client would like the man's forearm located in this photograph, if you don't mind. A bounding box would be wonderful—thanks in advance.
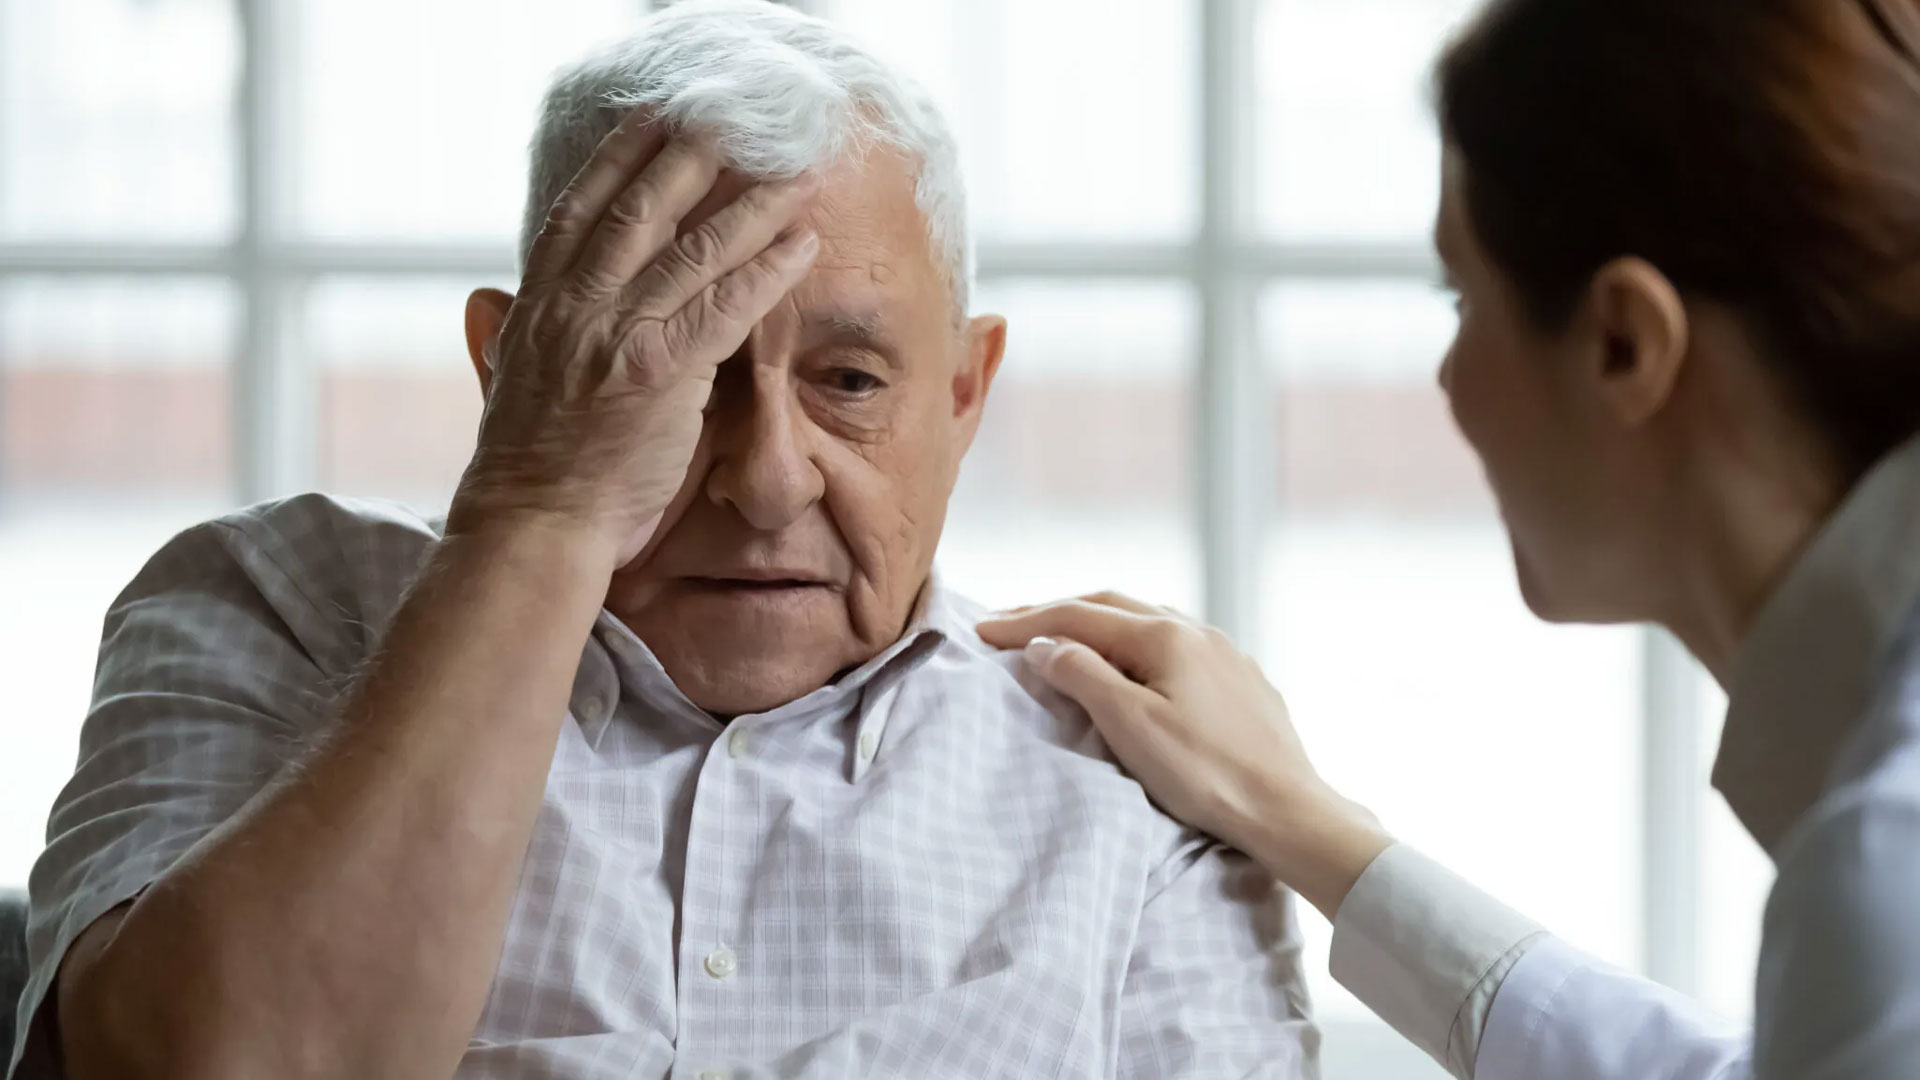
[61,518,618,1080]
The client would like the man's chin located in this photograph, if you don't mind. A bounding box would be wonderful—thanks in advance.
[667,651,851,717]
[628,599,864,716]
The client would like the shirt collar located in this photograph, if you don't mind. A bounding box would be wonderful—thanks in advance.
[1717,433,1920,853]
[567,570,966,751]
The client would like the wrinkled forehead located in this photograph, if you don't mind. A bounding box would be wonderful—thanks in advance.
[681,146,952,340]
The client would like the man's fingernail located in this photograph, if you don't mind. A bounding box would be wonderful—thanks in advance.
[1024,636,1060,665]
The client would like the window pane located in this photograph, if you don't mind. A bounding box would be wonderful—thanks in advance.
[1261,281,1643,1017]
[820,0,1198,242]
[2,279,234,497]
[941,280,1199,613]
[0,277,235,885]
[310,278,481,511]
[291,0,640,244]
[0,0,239,241]
[1256,0,1479,242]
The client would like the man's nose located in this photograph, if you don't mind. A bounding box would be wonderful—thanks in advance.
[703,391,826,531]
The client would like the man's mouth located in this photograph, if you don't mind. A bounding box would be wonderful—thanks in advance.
[686,574,832,593]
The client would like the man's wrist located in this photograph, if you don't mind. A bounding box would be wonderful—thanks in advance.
[441,504,625,585]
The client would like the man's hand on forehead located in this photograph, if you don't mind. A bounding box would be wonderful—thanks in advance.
[450,108,822,569]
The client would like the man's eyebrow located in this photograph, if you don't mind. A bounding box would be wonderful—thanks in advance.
[798,311,903,369]
[803,310,886,339]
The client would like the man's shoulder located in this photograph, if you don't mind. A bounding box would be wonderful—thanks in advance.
[923,587,1108,753]
[207,491,444,571]
[922,588,1246,886]
[130,492,444,664]
[921,589,1186,831]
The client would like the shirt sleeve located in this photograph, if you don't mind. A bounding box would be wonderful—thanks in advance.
[1476,936,1749,1080]
[1330,843,1546,1077]
[1115,835,1319,1079]
[1334,843,1751,1080]
[7,519,347,1080]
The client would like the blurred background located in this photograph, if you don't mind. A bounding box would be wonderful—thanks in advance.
[0,0,1771,1075]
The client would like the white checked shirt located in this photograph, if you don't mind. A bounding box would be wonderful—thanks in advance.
[9,494,1316,1080]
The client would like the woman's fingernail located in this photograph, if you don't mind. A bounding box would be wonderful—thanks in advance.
[1024,636,1060,666]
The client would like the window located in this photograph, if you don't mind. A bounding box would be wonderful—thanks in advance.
[0,2,1759,1076]
[0,277,236,880]
[943,280,1201,613]
[1260,281,1643,1031]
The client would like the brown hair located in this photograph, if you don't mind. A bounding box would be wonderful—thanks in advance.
[1437,0,1920,477]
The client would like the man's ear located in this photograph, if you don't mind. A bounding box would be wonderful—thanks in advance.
[464,288,515,400]
[1579,257,1689,428]
[952,314,1008,443]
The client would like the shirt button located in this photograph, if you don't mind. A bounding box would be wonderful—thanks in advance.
[857,731,879,762]
[579,690,614,725]
[727,730,750,758]
[704,946,737,980]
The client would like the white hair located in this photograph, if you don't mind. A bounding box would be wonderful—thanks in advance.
[521,0,972,310]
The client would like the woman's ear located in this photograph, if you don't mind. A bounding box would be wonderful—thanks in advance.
[1581,257,1690,427]
[464,288,515,399]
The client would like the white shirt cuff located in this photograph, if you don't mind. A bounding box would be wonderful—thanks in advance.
[1330,843,1547,1079]
[1474,934,1591,1080]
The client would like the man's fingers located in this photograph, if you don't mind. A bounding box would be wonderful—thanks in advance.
[570,138,728,292]
[649,226,821,374]
[1023,636,1158,722]
[627,174,820,317]
[977,601,1174,681]
[522,110,669,288]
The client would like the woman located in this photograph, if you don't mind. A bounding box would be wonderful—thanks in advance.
[979,0,1920,1077]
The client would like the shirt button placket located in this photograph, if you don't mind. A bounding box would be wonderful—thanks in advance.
[678,718,750,1070]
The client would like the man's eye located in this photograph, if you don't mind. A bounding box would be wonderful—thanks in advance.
[826,369,883,395]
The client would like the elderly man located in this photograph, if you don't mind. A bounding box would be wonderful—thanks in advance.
[8,3,1315,1078]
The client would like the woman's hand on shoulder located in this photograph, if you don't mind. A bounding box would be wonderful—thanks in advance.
[978,592,1394,920]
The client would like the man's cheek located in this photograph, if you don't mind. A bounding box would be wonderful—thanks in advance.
[630,441,714,568]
